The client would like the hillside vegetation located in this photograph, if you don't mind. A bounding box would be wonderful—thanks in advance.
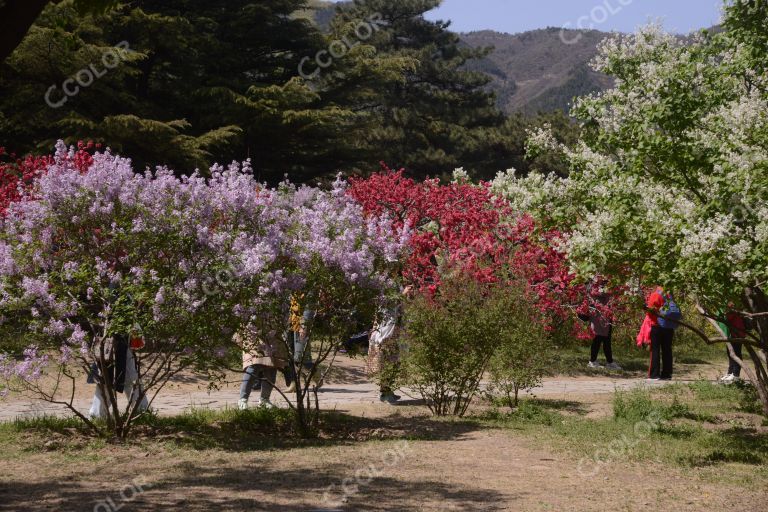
[462,28,613,113]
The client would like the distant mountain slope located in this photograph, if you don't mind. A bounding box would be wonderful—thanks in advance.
[461,28,613,114]
[309,4,613,113]
[305,0,337,30]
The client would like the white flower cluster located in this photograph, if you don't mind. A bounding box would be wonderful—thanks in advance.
[490,168,570,216]
[451,167,470,184]
[680,213,739,258]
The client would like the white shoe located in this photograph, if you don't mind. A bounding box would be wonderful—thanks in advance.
[258,399,275,409]
[587,361,603,369]
[238,398,248,410]
[721,374,737,384]
[605,362,622,371]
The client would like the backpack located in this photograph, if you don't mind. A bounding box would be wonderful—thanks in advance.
[658,295,682,329]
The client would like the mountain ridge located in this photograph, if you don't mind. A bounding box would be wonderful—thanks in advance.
[309,2,613,113]
[460,27,613,113]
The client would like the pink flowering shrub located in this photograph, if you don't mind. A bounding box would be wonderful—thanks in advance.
[0,142,406,436]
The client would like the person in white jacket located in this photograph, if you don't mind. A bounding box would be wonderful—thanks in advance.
[88,336,149,419]
[367,286,412,404]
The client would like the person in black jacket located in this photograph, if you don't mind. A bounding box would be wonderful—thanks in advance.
[88,335,149,419]
[587,292,622,371]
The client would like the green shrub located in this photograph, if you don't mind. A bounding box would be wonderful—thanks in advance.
[477,400,559,427]
[486,282,549,409]
[613,389,658,422]
[736,381,763,415]
[401,274,522,416]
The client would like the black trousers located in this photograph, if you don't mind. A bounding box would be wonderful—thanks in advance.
[590,335,613,363]
[86,336,129,391]
[727,342,743,377]
[649,326,674,379]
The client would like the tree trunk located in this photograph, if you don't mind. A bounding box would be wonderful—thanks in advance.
[744,287,768,416]
[0,0,51,64]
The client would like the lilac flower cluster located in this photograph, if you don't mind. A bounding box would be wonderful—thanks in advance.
[0,141,408,387]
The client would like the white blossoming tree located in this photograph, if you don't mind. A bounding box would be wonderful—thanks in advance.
[496,2,768,414]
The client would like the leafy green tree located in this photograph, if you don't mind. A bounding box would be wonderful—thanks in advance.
[503,3,768,414]
[486,283,549,409]
[0,0,118,64]
[494,111,580,179]
[123,0,343,178]
[2,0,576,181]
[0,2,241,171]
[332,0,513,178]
[1,0,416,179]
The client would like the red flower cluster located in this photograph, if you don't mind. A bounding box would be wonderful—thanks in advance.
[510,215,587,336]
[0,141,96,216]
[349,167,624,338]
[349,166,514,291]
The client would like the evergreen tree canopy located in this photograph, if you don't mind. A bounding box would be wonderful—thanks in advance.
[0,0,578,181]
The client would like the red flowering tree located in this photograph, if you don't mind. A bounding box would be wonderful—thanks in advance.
[349,166,514,291]
[349,168,623,338]
[509,214,628,338]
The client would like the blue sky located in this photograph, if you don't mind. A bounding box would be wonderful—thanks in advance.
[332,1,724,35]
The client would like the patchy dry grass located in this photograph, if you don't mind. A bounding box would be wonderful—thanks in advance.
[473,381,768,490]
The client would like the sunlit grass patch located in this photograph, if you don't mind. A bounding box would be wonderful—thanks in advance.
[474,381,768,481]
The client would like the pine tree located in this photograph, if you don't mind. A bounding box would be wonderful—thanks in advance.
[0,3,242,171]
[331,0,510,178]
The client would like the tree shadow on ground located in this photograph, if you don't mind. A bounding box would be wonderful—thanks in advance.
[528,398,590,416]
[676,357,716,365]
[322,360,369,385]
[128,408,486,453]
[0,461,512,511]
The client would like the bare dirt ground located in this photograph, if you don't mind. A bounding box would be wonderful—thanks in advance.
[1,406,765,512]
[1,355,765,511]
[0,353,722,421]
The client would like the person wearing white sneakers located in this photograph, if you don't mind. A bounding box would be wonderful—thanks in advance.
[718,309,746,384]
[587,292,622,371]
[236,321,288,410]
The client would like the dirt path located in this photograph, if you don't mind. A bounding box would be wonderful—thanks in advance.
[1,357,763,511]
[1,357,693,422]
[1,425,763,512]
[0,352,723,422]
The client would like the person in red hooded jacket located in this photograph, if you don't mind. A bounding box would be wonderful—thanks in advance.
[645,287,676,381]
